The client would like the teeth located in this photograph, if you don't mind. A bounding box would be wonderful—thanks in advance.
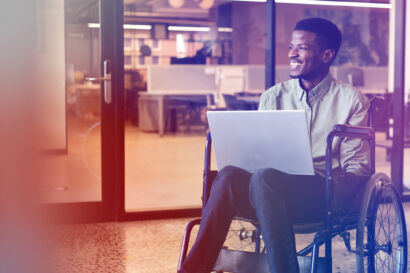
[290,62,301,68]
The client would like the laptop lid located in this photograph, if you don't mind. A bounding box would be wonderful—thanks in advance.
[207,110,315,175]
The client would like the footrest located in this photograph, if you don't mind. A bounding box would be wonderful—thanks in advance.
[213,249,269,273]
[299,255,329,273]
[213,249,329,273]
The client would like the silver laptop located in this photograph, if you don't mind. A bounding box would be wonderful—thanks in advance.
[207,110,315,175]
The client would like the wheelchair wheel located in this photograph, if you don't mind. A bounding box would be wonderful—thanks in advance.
[356,173,407,273]
[223,219,262,253]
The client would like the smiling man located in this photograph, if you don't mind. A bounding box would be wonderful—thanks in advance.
[178,18,370,273]
[288,19,340,89]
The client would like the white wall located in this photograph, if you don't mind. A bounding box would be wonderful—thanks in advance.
[34,0,66,150]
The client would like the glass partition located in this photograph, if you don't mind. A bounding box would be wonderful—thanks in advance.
[123,0,266,211]
[122,0,410,211]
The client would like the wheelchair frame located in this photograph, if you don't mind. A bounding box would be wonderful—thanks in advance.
[178,97,408,273]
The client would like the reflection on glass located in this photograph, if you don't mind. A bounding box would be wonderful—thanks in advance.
[41,0,102,203]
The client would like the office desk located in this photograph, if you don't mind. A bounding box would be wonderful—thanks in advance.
[138,91,213,136]
[236,96,261,110]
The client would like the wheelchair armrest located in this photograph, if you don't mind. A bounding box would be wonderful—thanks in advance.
[325,124,375,180]
[331,124,374,139]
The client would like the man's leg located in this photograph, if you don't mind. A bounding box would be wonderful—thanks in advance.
[249,168,325,273]
[249,168,299,273]
[179,166,256,273]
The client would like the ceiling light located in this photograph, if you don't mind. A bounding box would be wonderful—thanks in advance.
[88,23,152,30]
[124,24,152,30]
[88,23,100,28]
[199,0,215,9]
[231,0,391,9]
[218,27,233,32]
[169,0,185,8]
[168,26,210,32]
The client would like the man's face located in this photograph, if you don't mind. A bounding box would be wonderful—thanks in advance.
[288,30,325,80]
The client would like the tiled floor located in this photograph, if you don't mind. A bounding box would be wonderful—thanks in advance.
[47,202,410,273]
[47,219,188,273]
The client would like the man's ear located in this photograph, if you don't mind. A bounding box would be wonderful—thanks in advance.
[321,49,335,64]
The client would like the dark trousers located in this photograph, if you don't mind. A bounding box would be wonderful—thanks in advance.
[179,166,326,273]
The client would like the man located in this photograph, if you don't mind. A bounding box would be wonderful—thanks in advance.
[178,18,370,273]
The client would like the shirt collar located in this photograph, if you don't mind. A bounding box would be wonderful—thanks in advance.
[295,73,334,105]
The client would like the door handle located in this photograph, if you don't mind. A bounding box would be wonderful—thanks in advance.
[85,60,112,104]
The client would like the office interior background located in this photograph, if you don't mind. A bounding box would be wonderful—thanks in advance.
[3,0,409,225]
[1,0,410,271]
[27,0,409,223]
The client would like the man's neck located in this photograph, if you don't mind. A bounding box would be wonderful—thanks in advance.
[299,70,329,92]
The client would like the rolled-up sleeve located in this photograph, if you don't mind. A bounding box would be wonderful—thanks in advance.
[340,94,371,175]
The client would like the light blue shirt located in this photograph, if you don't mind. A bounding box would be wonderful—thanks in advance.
[259,73,371,176]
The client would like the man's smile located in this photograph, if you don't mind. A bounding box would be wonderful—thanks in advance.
[290,60,302,69]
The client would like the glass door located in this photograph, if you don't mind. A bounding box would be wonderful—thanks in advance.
[38,0,123,222]
[122,0,265,214]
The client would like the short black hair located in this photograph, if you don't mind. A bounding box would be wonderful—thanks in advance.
[294,18,342,57]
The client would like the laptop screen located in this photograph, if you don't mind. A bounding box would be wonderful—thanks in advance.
[207,110,314,175]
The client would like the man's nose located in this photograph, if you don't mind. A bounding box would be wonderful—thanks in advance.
[288,48,298,59]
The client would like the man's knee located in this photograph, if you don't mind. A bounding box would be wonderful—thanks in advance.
[250,168,286,186]
[211,165,250,199]
[219,165,242,177]
[249,168,288,199]
[214,165,244,188]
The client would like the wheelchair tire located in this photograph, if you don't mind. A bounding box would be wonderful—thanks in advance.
[356,173,407,273]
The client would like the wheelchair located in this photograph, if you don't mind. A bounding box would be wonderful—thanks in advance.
[178,97,408,273]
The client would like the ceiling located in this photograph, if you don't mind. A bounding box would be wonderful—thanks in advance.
[65,0,231,25]
[65,0,391,26]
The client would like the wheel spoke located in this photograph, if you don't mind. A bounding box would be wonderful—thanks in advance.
[357,176,407,273]
[375,189,404,273]
[376,208,389,243]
